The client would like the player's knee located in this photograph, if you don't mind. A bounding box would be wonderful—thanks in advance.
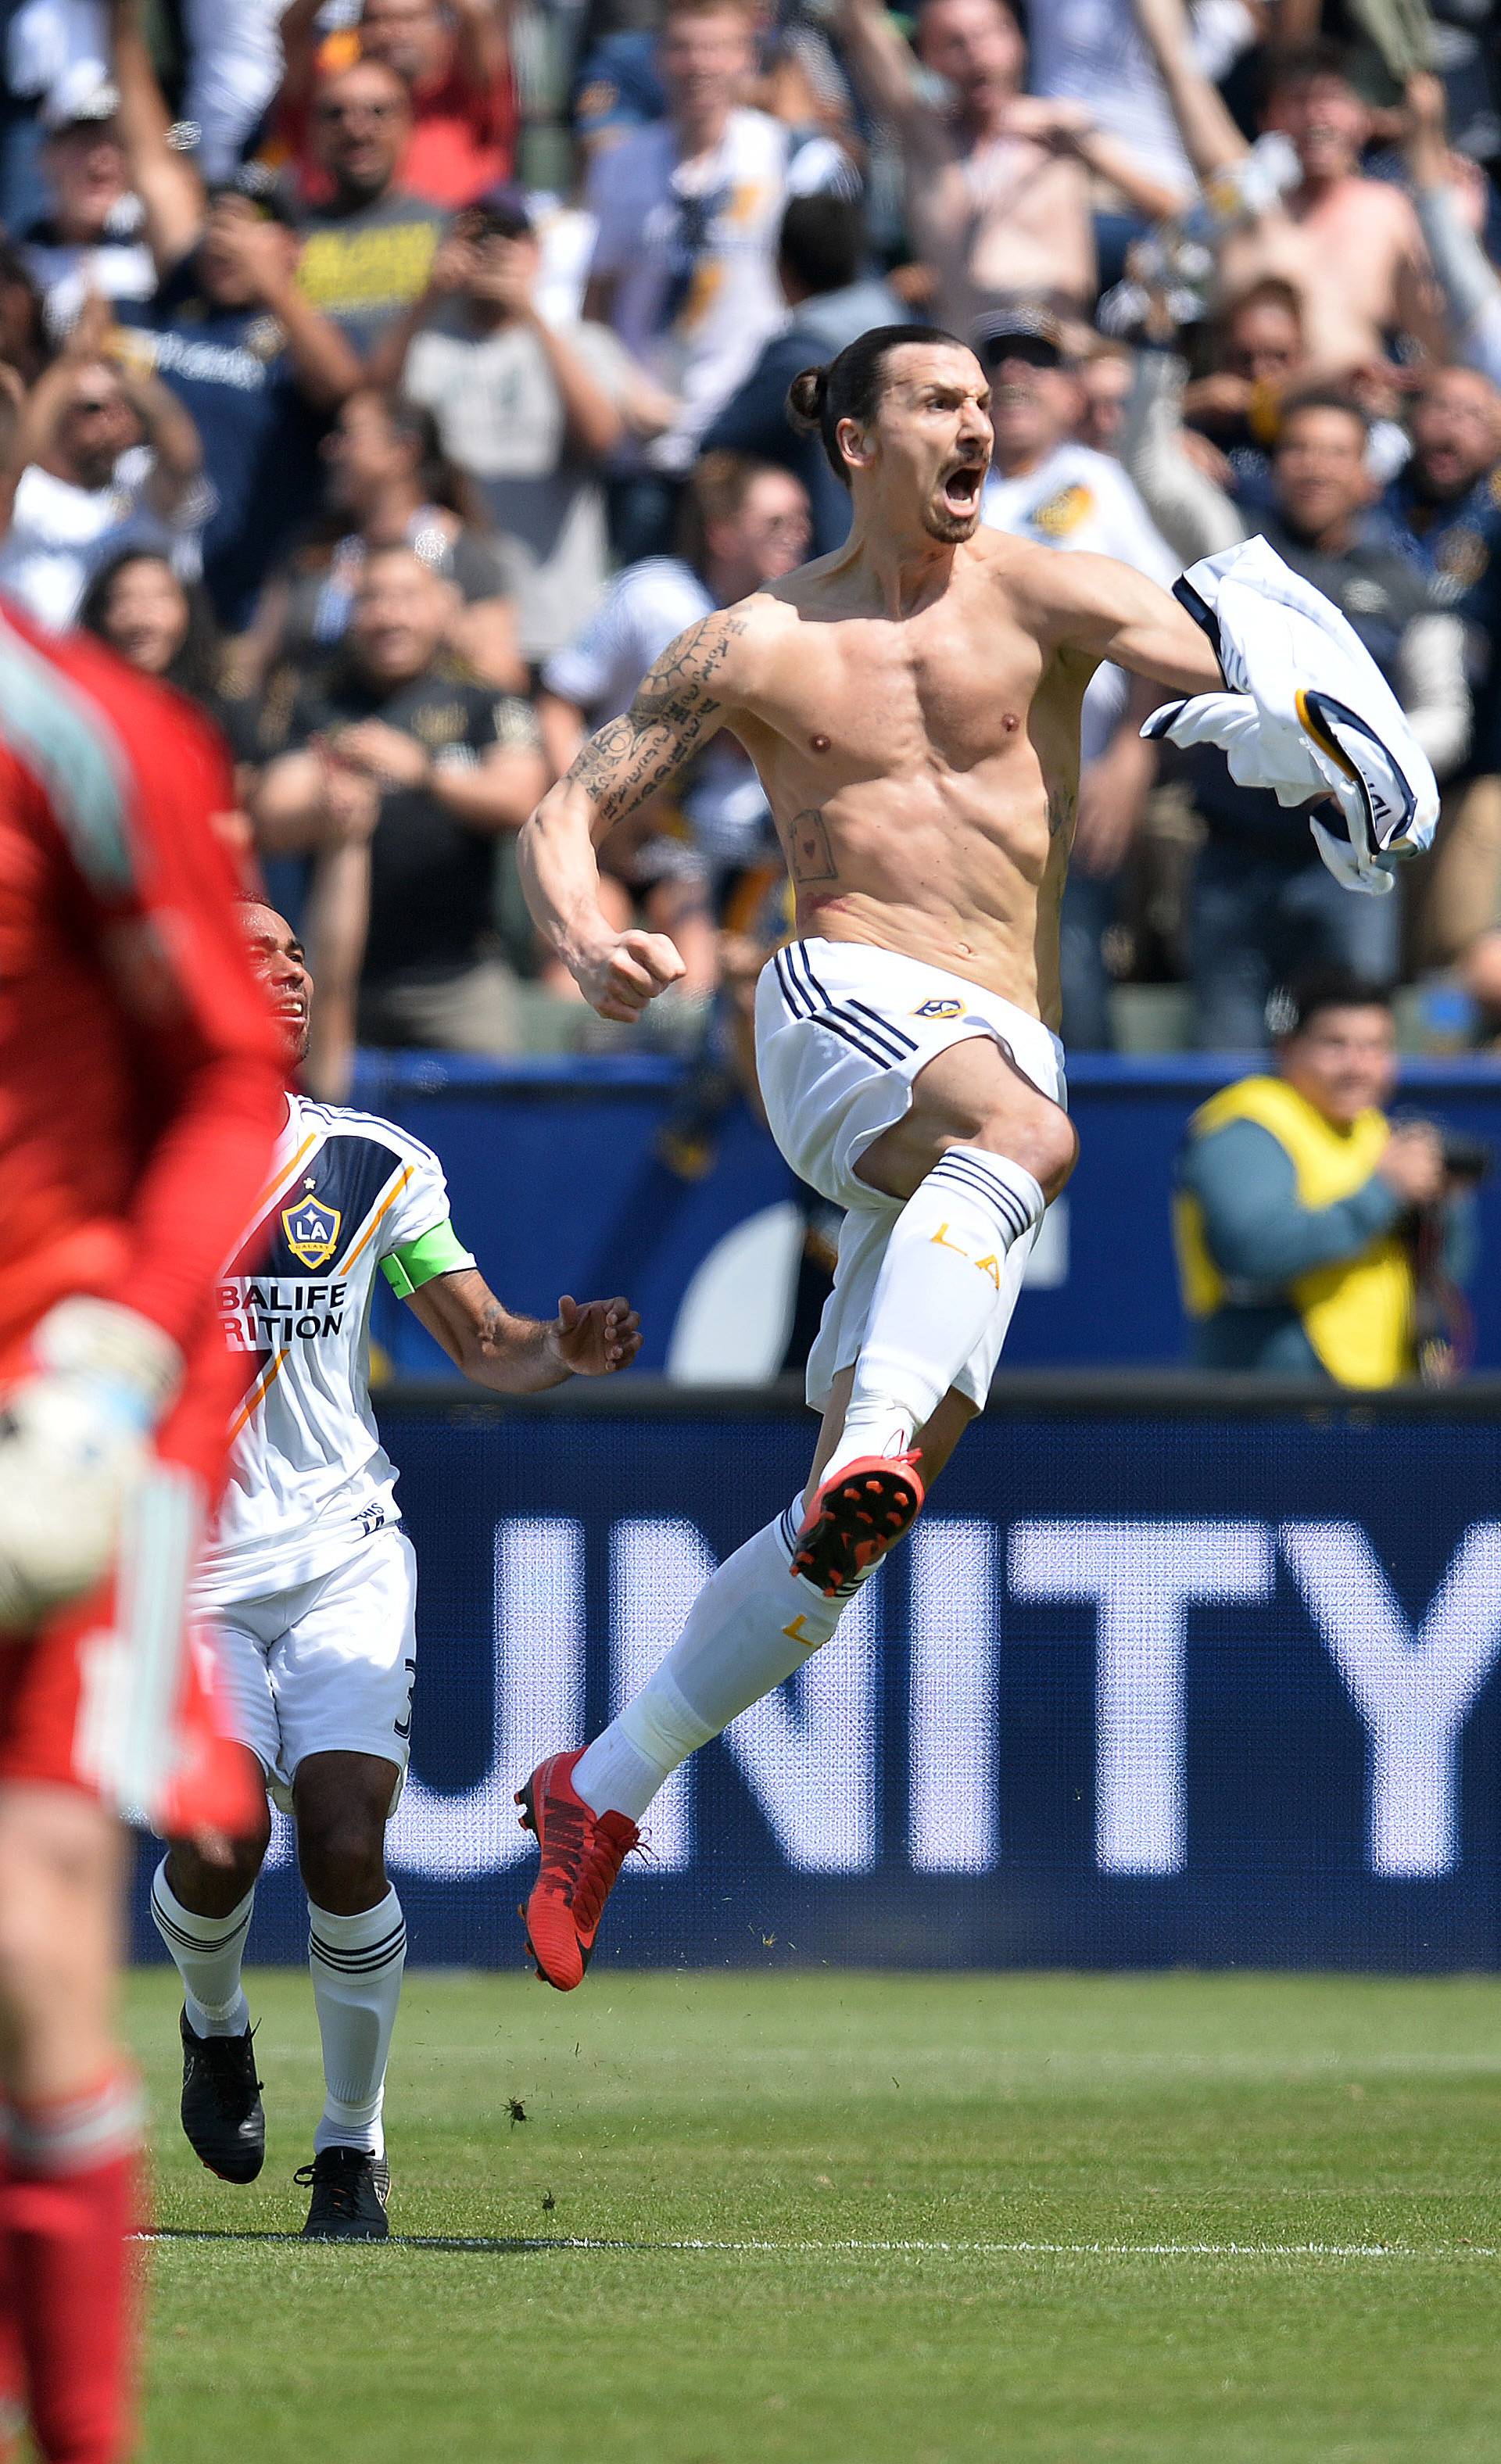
[296,1807,388,1914]
[167,1819,268,1918]
[967,1095,1078,1202]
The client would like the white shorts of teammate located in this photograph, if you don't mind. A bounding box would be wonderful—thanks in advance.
[755,937,1068,1413]
[201,1527,417,1818]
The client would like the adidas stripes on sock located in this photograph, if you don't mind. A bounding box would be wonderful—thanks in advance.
[825,1144,1044,1477]
[150,1859,254,2039]
[308,1887,407,2161]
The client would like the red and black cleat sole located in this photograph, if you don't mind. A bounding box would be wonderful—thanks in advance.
[790,1458,925,1599]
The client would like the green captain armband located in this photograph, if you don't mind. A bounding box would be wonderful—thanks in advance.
[381,1219,476,1299]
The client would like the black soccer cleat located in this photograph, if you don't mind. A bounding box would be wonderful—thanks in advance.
[178,2010,265,2184]
[790,1452,926,1598]
[295,2147,391,2240]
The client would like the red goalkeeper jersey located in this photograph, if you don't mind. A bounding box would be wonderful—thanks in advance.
[0,600,285,1381]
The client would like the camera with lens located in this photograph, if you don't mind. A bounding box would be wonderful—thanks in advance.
[1439,1132,1492,1187]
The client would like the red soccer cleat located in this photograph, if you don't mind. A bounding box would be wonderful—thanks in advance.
[790,1452,926,1598]
[516,1750,639,1991]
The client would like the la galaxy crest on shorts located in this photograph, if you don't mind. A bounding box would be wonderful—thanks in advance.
[913,997,965,1019]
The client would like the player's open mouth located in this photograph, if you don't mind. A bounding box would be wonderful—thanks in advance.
[940,463,986,516]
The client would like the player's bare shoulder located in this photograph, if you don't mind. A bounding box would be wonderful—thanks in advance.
[969,530,1119,633]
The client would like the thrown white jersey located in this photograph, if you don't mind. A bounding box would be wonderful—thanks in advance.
[198,1094,473,1603]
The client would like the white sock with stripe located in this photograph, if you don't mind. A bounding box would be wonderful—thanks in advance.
[308,1887,407,2159]
[574,1503,847,1823]
[823,1144,1044,1480]
[150,1859,254,2038]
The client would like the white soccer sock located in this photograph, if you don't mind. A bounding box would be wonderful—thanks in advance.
[308,1886,407,2161]
[150,1858,254,2038]
[826,1144,1044,1476]
[574,1502,847,1822]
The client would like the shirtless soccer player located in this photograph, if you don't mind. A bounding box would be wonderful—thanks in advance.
[151,903,641,2237]
[513,322,1227,1990]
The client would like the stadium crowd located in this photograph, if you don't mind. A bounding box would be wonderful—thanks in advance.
[0,0,1499,1086]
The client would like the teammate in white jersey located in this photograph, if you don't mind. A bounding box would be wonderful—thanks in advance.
[150,901,640,2238]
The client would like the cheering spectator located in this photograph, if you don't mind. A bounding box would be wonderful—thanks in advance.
[539,453,811,1001]
[290,61,449,355]
[977,300,1177,1047]
[253,542,546,1058]
[15,65,155,339]
[78,546,226,710]
[583,0,852,557]
[701,191,903,553]
[277,387,524,689]
[106,0,362,635]
[387,188,651,664]
[274,0,515,209]
[77,545,261,864]
[1403,73,1501,392]
[1175,971,1473,1384]
[1374,366,1501,603]
[1170,278,1310,533]
[0,294,206,629]
[1026,0,1251,220]
[1133,0,1442,376]
[1372,365,1501,972]
[835,0,1179,333]
[1126,375,1471,1045]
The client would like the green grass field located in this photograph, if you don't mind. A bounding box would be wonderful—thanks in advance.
[124,1966,1501,2464]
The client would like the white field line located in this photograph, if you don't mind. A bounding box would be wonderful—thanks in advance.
[138,2233,1501,2260]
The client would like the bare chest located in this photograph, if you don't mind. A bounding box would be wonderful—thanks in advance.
[746,611,1046,783]
[1220,199,1401,336]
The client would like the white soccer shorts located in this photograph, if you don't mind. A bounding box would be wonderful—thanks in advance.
[204,1525,418,1816]
[754,936,1068,1412]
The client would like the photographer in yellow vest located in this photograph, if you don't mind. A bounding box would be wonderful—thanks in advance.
[1175,972,1477,1385]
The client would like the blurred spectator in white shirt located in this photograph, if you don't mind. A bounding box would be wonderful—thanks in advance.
[14,67,155,340]
[0,294,206,627]
[583,0,852,557]
[1027,0,1254,202]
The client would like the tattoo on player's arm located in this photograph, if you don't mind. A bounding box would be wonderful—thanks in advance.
[789,808,838,884]
[564,610,747,831]
[1047,784,1076,845]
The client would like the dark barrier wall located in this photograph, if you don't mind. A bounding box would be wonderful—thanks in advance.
[131,1388,1501,1975]
[353,1051,1501,1377]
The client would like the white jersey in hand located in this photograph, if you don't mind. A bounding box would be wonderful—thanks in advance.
[199,1094,471,1603]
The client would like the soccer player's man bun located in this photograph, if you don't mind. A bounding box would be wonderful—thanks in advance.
[784,324,965,491]
[786,366,828,432]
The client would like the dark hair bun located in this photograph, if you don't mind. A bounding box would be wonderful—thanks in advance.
[786,365,829,432]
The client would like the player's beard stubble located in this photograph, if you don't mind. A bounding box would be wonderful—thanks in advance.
[922,499,983,544]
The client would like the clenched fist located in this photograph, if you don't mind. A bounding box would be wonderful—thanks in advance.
[574,930,686,1022]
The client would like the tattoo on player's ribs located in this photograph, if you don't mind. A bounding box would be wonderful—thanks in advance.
[1048,784,1077,843]
[790,808,838,883]
[565,607,748,829]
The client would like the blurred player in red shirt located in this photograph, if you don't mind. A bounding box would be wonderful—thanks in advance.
[0,603,285,2463]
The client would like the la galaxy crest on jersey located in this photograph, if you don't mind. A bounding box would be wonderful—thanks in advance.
[219,1102,421,1407]
[283,1189,342,1271]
